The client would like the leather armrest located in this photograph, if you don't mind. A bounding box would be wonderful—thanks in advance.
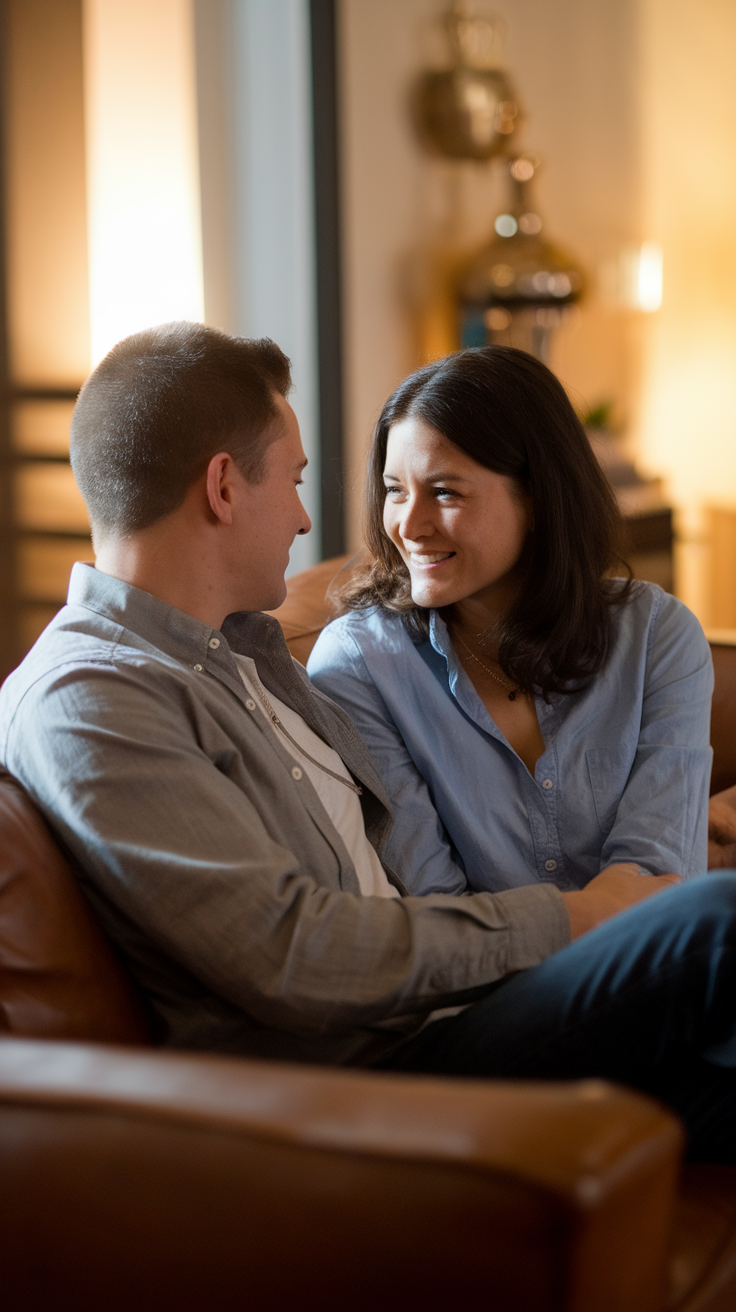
[0,1038,682,1312]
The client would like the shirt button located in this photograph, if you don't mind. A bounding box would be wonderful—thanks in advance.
[245,699,256,710]
[544,859,558,872]
[193,664,204,673]
[208,637,220,649]
[542,778,554,790]
[291,766,303,781]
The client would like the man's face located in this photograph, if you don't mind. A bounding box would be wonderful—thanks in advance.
[230,395,311,611]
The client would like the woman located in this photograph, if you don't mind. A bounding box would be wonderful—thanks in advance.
[307,347,712,896]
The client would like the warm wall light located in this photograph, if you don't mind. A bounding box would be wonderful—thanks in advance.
[635,241,663,312]
[600,242,663,313]
[82,0,204,364]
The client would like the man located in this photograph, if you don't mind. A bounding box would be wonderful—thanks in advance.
[2,322,736,1160]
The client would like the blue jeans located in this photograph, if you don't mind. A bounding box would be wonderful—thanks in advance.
[380,873,736,1163]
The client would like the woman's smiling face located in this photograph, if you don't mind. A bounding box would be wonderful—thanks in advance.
[382,414,532,613]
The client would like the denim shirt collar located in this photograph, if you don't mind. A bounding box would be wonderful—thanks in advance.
[427,609,465,698]
[426,605,561,735]
[426,607,511,737]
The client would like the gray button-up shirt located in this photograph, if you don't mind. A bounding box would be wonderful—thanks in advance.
[0,564,569,1065]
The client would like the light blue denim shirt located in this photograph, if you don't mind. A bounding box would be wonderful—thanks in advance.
[308,583,713,895]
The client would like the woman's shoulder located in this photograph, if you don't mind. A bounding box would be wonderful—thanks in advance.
[614,580,709,660]
[319,605,411,645]
[620,579,699,625]
[308,606,415,675]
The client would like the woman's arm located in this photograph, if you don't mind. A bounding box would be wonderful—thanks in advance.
[308,622,470,896]
[599,593,713,878]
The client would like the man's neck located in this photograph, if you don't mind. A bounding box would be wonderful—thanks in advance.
[94,522,232,631]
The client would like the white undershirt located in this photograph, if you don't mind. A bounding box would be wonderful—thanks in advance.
[234,655,399,899]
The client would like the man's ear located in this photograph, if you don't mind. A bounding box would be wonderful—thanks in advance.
[205,453,236,525]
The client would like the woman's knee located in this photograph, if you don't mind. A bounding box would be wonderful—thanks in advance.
[666,870,736,924]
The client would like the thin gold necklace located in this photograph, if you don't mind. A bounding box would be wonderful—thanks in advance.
[452,629,519,701]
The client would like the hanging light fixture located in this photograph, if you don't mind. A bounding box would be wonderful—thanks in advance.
[456,153,585,363]
[411,2,521,161]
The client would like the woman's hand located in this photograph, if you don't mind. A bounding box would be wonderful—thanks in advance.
[708,785,736,869]
[561,863,682,941]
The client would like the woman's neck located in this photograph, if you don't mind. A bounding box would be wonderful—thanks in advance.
[446,587,517,659]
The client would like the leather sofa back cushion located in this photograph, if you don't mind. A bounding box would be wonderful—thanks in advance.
[710,643,736,794]
[267,553,354,664]
[0,771,151,1043]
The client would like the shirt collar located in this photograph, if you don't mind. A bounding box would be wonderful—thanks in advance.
[65,562,319,721]
[426,606,557,722]
[427,609,465,695]
[67,561,232,674]
[62,564,395,828]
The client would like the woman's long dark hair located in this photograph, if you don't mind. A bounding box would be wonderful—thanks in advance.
[340,346,632,698]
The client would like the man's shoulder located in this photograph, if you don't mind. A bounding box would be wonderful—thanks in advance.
[0,603,186,733]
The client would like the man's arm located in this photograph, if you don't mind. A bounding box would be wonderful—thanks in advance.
[4,660,573,1036]
[4,662,682,1040]
[562,863,682,939]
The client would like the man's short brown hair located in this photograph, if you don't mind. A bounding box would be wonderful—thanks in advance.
[70,321,292,537]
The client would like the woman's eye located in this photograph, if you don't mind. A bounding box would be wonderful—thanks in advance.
[384,485,403,497]
[435,487,457,499]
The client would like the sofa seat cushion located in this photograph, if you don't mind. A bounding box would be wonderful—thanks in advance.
[667,1164,736,1311]
[0,771,151,1043]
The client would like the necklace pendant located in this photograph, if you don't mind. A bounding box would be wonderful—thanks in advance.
[508,690,517,701]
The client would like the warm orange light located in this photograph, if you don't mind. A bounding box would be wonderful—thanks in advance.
[635,0,736,621]
[82,0,204,364]
[635,242,663,312]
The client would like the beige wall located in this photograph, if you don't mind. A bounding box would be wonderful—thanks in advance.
[338,0,736,625]
[636,0,736,619]
[338,0,644,550]
[83,0,203,364]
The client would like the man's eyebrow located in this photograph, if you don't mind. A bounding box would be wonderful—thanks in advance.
[295,457,308,470]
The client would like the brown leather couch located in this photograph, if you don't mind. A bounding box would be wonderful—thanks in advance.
[3,557,736,1312]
